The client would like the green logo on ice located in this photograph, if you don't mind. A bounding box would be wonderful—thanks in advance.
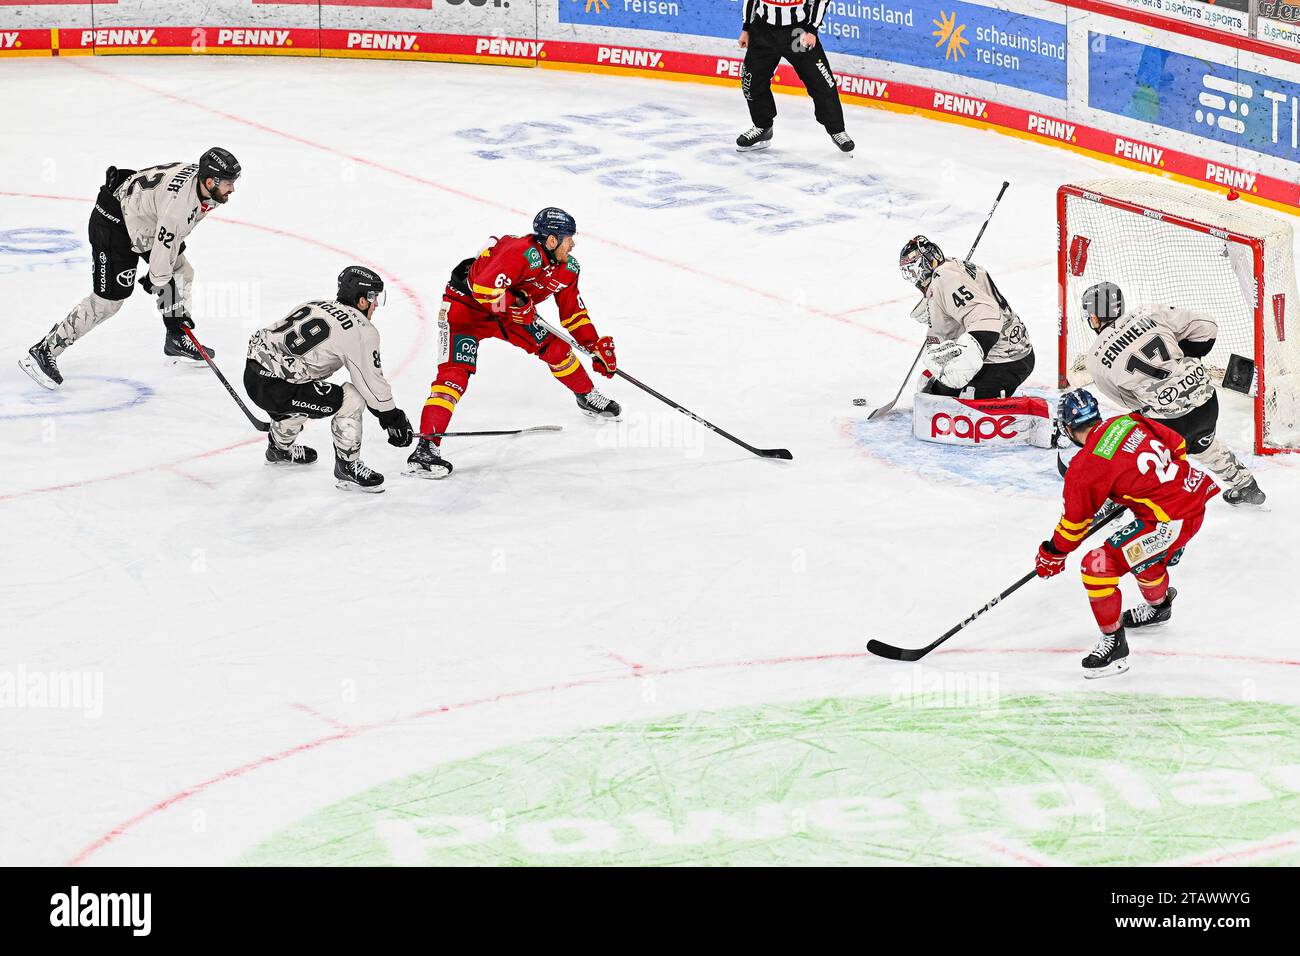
[242,693,1300,866]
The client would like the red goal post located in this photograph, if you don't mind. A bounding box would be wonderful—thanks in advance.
[1057,179,1300,456]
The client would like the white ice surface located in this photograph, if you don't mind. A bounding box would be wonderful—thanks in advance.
[1,55,1297,866]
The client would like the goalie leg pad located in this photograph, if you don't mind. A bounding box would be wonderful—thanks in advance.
[913,393,1055,448]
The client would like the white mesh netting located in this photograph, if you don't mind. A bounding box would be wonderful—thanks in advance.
[1060,178,1300,453]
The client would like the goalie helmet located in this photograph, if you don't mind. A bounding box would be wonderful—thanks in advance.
[1058,388,1102,445]
[1082,282,1125,327]
[899,235,944,290]
[337,265,385,307]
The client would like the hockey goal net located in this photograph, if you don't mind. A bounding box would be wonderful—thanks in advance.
[1058,178,1300,454]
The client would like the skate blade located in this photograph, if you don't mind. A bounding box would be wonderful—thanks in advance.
[165,356,207,367]
[335,480,385,494]
[1127,618,1171,630]
[736,142,771,153]
[580,409,622,423]
[403,465,452,480]
[1083,658,1130,680]
[18,356,59,391]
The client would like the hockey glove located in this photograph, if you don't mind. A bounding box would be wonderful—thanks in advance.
[377,407,414,447]
[590,336,617,378]
[1035,541,1067,578]
[923,332,985,389]
[506,290,536,326]
[140,275,193,328]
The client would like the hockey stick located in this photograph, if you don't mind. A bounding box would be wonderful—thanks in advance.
[852,180,1011,416]
[535,318,794,460]
[182,326,270,432]
[417,425,562,439]
[865,501,1127,662]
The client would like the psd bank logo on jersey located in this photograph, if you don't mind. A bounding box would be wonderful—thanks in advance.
[931,413,1019,443]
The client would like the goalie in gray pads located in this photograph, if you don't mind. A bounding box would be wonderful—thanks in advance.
[900,235,1035,398]
[19,148,240,389]
[1077,281,1264,506]
[244,266,413,493]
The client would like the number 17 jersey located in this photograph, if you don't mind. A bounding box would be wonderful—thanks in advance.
[1083,305,1218,418]
[247,299,397,412]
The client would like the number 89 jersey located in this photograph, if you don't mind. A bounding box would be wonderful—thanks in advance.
[921,259,1033,364]
[1051,414,1219,553]
[247,299,396,412]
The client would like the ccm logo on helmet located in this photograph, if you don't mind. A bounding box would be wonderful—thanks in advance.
[931,413,1019,443]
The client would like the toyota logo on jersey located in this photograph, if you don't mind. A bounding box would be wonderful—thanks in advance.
[931,413,1020,443]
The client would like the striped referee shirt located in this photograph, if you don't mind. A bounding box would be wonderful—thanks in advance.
[743,1,831,30]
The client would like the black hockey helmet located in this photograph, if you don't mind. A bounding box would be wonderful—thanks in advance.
[533,207,577,241]
[1058,388,1102,445]
[198,147,241,187]
[1082,282,1124,327]
[337,265,385,307]
[900,235,944,290]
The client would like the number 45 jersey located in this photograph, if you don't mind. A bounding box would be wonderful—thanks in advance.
[918,259,1033,364]
[247,300,397,412]
[1084,306,1219,419]
[1052,414,1219,553]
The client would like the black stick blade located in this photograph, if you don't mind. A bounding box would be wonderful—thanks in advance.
[759,448,794,460]
[866,639,930,662]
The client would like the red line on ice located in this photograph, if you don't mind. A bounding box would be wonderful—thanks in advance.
[0,191,429,501]
[69,59,915,342]
[66,646,1300,865]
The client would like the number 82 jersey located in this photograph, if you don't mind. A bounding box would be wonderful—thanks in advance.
[1052,414,1219,553]
[247,299,397,412]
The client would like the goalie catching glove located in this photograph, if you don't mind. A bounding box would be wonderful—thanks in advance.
[923,332,985,389]
[589,336,617,378]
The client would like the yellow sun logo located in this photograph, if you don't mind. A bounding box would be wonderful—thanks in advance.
[931,11,969,61]
[585,0,610,11]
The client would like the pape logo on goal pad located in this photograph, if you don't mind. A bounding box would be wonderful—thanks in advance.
[930,413,1019,443]
[50,887,151,936]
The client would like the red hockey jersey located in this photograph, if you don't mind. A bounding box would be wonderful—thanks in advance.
[1052,414,1219,552]
[450,234,598,347]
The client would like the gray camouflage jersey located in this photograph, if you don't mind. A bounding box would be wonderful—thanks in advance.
[1084,306,1218,419]
[248,299,397,413]
[113,163,215,287]
[918,259,1032,364]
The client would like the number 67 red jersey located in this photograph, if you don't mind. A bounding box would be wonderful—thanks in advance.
[1051,413,1220,553]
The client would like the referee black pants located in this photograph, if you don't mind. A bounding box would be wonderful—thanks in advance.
[742,19,846,134]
